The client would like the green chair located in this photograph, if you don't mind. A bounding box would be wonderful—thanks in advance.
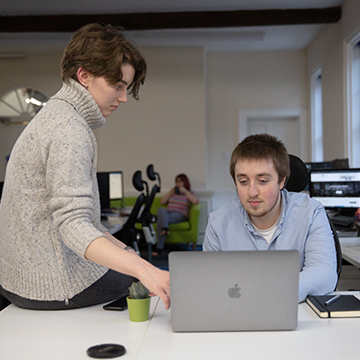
[161,202,201,250]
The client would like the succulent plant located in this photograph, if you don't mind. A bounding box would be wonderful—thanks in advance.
[128,281,149,299]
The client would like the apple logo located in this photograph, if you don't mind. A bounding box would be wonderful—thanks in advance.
[228,284,241,299]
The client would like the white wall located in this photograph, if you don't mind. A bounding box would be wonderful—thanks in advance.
[206,50,307,192]
[307,0,360,164]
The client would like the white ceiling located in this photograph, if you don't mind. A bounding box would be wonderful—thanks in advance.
[0,0,345,54]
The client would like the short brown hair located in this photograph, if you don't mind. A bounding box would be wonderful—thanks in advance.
[61,23,146,100]
[230,134,290,184]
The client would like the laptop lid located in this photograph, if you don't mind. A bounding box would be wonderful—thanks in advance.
[169,250,299,332]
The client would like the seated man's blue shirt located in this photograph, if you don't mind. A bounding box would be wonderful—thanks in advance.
[203,189,338,302]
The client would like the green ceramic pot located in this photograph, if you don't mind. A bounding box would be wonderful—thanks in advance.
[126,296,151,322]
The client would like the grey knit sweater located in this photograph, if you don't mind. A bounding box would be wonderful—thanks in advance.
[0,79,110,302]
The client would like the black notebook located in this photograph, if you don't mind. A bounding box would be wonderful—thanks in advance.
[306,295,360,318]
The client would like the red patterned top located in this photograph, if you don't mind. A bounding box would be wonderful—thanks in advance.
[166,191,198,217]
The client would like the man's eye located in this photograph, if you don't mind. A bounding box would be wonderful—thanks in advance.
[258,179,268,184]
[239,180,248,185]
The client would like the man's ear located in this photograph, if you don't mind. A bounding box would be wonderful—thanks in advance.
[77,67,90,88]
[279,177,286,190]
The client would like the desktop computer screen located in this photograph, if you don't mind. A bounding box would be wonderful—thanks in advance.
[304,161,333,192]
[109,172,123,200]
[309,168,360,211]
[97,172,124,211]
[305,161,333,171]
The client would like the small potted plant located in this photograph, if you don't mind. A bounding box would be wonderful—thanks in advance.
[126,281,151,322]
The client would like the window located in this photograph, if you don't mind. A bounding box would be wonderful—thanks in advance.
[345,34,360,168]
[0,87,48,181]
[310,68,323,162]
[0,87,47,126]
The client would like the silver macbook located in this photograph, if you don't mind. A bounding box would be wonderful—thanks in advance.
[169,250,299,332]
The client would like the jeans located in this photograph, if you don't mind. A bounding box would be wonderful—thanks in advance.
[156,207,187,250]
[0,269,136,310]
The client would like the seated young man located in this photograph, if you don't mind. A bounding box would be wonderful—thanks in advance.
[203,134,337,302]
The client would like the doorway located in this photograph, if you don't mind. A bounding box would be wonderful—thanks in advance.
[239,108,307,160]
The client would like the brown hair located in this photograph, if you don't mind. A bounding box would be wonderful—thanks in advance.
[230,134,290,184]
[176,174,191,191]
[61,23,146,100]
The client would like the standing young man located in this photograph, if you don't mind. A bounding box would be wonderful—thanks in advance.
[0,23,170,310]
[203,134,337,302]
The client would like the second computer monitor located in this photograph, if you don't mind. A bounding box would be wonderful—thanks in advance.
[97,171,124,212]
[309,168,360,210]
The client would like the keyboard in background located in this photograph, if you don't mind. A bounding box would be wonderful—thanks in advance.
[331,214,355,228]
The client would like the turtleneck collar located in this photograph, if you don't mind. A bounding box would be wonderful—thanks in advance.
[51,78,106,130]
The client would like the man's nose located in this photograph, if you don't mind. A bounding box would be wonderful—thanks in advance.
[248,182,259,197]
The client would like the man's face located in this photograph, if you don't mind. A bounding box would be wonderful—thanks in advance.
[234,158,286,230]
[86,63,135,118]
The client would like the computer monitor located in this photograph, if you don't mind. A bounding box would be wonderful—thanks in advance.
[305,161,333,171]
[309,168,360,212]
[97,172,124,212]
[304,162,333,192]
[332,158,349,169]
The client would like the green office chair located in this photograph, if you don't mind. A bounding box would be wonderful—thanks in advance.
[125,197,201,251]
[157,200,201,250]
[285,154,342,286]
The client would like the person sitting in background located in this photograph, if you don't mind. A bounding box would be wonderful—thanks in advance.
[203,134,337,303]
[153,174,199,255]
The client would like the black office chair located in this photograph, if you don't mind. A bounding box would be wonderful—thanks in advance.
[114,171,148,254]
[139,165,160,228]
[285,154,342,287]
[138,164,161,262]
[115,166,161,261]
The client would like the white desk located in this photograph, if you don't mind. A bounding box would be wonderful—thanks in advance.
[2,294,360,360]
[340,236,360,268]
[138,295,360,360]
[0,298,158,360]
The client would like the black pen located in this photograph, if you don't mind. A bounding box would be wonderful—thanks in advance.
[325,294,341,306]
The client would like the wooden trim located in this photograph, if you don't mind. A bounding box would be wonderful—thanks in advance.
[0,7,341,32]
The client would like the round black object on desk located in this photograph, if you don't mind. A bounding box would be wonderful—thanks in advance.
[87,344,126,358]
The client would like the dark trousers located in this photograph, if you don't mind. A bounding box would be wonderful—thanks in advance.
[0,270,135,310]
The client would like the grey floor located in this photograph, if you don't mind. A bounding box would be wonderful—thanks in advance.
[337,264,360,291]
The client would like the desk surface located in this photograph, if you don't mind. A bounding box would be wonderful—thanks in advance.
[340,236,360,268]
[1,293,360,360]
[101,214,127,235]
[0,298,158,360]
